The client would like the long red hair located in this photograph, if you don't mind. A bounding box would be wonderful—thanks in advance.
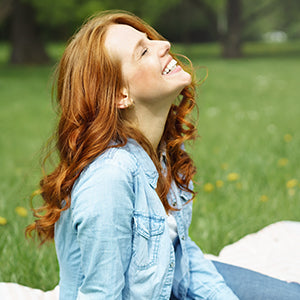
[26,10,197,244]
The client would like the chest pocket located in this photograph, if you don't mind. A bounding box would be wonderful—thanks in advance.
[132,211,165,270]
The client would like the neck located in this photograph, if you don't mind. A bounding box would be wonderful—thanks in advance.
[124,103,171,151]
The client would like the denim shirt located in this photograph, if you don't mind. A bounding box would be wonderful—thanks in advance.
[55,139,238,300]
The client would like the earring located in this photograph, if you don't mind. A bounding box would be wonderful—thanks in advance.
[119,98,134,109]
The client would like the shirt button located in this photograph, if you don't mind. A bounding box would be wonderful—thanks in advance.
[169,262,175,268]
[181,235,185,240]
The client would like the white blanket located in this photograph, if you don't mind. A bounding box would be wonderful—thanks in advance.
[1,221,299,299]
[205,220,300,283]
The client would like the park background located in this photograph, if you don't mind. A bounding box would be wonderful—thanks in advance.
[0,0,299,291]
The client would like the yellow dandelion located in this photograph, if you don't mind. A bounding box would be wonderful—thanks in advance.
[286,179,298,189]
[0,216,7,225]
[284,134,292,142]
[260,195,269,202]
[204,183,214,193]
[15,206,28,217]
[288,189,295,197]
[277,158,288,167]
[235,182,243,190]
[227,173,240,181]
[216,180,224,188]
[221,163,229,170]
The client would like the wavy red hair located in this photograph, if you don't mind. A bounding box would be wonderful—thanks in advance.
[26,10,197,244]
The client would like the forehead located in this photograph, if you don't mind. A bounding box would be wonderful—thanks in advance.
[104,24,145,60]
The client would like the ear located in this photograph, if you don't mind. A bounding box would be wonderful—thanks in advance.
[117,88,132,109]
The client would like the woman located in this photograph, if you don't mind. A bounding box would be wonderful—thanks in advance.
[26,11,300,299]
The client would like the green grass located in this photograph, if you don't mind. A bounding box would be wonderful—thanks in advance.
[0,40,299,290]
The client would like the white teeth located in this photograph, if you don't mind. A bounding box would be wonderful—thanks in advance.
[162,59,177,75]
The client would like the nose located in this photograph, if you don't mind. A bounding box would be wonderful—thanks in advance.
[157,40,170,57]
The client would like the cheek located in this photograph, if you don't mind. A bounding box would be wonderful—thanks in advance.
[129,67,159,95]
[133,61,157,81]
[130,57,160,83]
[131,68,146,84]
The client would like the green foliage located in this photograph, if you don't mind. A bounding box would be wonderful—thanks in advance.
[28,0,106,26]
[25,0,180,28]
[109,0,180,24]
[0,40,300,289]
[15,0,181,43]
[242,0,300,40]
[2,0,300,45]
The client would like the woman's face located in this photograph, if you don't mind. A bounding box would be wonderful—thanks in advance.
[104,24,192,107]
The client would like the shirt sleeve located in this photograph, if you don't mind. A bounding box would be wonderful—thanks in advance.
[185,237,239,300]
[71,162,135,300]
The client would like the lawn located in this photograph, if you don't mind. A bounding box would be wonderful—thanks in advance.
[0,41,299,291]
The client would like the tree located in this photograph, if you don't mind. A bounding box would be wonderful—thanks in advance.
[10,0,50,64]
[220,0,300,57]
[2,0,300,63]
[2,0,180,64]
[155,0,219,43]
[0,0,13,23]
[221,0,243,58]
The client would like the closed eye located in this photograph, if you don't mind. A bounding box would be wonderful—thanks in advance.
[141,48,148,56]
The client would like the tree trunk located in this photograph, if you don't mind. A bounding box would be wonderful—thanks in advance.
[10,0,50,64]
[221,0,243,58]
[0,0,13,23]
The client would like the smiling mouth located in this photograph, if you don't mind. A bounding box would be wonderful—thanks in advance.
[162,59,177,75]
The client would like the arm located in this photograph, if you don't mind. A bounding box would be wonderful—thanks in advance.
[179,180,238,299]
[71,162,135,299]
[186,237,239,299]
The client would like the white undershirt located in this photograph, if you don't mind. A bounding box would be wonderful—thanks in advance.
[167,214,178,243]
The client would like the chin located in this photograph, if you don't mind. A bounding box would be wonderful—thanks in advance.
[181,75,192,89]
[180,71,192,86]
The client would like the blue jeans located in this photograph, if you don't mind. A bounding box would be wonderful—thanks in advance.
[212,261,300,300]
